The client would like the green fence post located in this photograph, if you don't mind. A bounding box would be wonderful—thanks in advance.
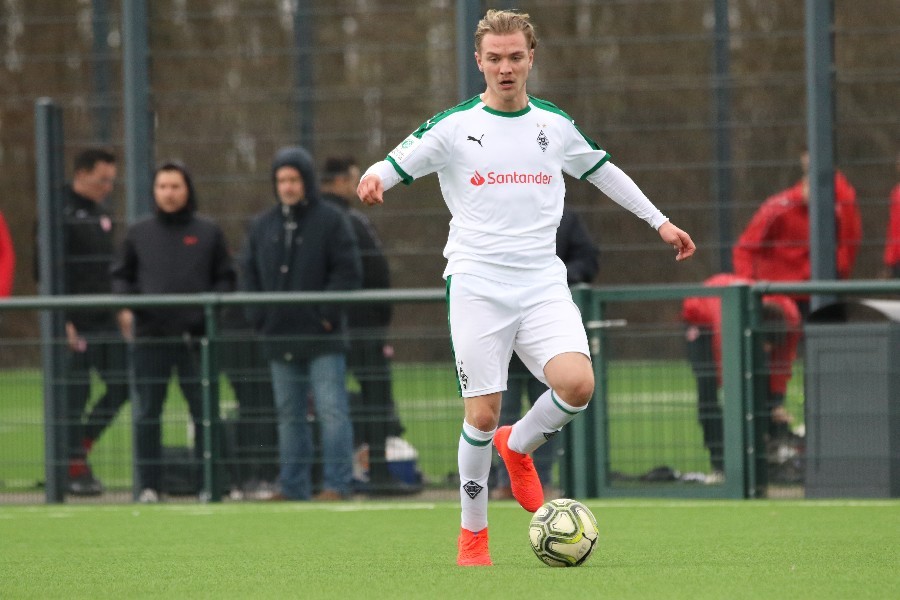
[719,284,750,498]
[563,285,593,498]
[744,292,769,498]
[200,302,221,502]
[35,98,68,504]
[586,290,611,499]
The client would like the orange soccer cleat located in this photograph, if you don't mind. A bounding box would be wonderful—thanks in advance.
[493,425,544,512]
[457,527,493,566]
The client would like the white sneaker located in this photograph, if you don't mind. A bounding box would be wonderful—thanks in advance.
[705,470,725,485]
[138,488,160,503]
[249,481,278,501]
[680,471,724,484]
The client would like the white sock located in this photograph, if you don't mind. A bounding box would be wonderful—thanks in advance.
[508,389,586,454]
[458,420,494,532]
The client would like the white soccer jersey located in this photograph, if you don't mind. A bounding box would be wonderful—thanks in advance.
[374,95,667,283]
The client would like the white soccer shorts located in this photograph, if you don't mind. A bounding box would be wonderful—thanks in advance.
[446,272,590,398]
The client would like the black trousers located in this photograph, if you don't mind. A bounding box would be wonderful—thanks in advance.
[685,327,724,472]
[132,337,209,492]
[346,328,404,486]
[65,333,131,461]
[218,332,279,485]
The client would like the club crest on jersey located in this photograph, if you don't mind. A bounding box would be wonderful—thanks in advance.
[537,129,549,152]
[388,135,422,164]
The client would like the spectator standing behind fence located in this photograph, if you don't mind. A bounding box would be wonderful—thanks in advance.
[883,153,900,279]
[239,146,362,502]
[320,156,408,493]
[0,210,13,297]
[733,151,862,316]
[218,304,280,500]
[358,9,695,566]
[681,273,801,480]
[110,161,235,503]
[493,205,598,500]
[56,149,131,496]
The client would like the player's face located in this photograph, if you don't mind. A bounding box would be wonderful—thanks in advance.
[476,31,533,111]
[276,166,306,206]
[153,170,190,213]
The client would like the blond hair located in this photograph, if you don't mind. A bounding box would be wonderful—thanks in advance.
[474,9,538,52]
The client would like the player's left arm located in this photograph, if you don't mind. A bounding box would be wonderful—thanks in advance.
[586,161,696,262]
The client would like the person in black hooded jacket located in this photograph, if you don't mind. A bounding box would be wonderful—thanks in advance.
[239,146,362,501]
[111,161,235,502]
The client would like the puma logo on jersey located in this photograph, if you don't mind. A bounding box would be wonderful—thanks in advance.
[467,133,484,147]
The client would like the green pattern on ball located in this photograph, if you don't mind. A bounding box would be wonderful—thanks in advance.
[528,498,600,567]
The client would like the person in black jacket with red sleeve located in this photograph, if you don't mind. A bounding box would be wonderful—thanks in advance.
[111,161,235,502]
[53,149,132,497]
[239,146,362,501]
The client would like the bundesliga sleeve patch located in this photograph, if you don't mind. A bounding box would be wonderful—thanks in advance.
[388,135,422,164]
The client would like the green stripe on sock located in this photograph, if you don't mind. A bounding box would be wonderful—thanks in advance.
[551,390,580,415]
[460,429,492,447]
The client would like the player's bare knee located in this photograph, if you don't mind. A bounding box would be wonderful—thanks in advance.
[465,405,499,432]
[468,413,498,432]
[556,372,594,407]
[565,380,594,407]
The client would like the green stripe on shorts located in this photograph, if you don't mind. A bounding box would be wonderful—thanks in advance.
[446,275,462,397]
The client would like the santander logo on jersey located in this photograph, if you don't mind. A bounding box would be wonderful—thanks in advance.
[469,169,552,186]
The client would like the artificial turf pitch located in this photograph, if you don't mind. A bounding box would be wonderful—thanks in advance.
[1,498,897,599]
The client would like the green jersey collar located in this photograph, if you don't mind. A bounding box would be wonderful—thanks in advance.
[481,103,532,118]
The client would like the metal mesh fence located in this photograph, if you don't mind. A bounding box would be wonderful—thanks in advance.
[7,281,897,504]
[2,1,898,298]
[1,1,899,503]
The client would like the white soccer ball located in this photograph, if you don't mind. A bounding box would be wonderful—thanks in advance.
[528,498,599,567]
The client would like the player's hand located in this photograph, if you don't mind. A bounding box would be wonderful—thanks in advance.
[357,174,384,206]
[658,221,696,262]
[117,309,134,342]
[65,322,87,353]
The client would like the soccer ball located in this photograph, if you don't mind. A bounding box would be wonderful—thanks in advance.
[528,498,599,567]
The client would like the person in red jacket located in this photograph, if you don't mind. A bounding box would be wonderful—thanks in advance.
[733,152,861,315]
[682,273,801,475]
[883,154,900,279]
[0,211,13,297]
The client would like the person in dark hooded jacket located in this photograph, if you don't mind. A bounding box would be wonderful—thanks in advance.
[111,161,235,502]
[239,146,362,501]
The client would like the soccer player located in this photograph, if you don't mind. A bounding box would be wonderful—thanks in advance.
[357,9,696,566]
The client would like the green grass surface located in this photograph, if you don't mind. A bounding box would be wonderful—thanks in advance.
[1,499,897,599]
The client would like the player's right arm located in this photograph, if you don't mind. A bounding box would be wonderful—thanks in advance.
[357,169,387,206]
[358,113,454,206]
[358,158,404,205]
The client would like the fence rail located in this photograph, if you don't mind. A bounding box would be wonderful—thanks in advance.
[2,280,897,504]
